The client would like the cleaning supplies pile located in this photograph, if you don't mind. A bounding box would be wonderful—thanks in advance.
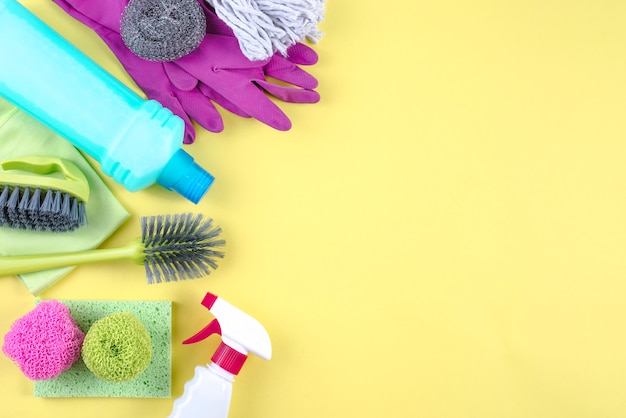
[1,0,326,202]
[0,0,321,412]
[1,0,325,203]
[0,0,215,204]
[52,0,325,142]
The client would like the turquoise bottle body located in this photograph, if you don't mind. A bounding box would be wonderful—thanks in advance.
[0,0,213,203]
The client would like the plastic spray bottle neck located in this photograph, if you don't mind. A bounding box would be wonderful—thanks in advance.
[211,342,248,375]
[157,149,214,204]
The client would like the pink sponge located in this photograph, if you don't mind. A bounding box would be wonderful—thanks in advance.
[2,300,85,380]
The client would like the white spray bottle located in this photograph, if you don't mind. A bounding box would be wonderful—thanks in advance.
[168,292,272,418]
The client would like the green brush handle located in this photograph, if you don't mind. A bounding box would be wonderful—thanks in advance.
[0,155,90,202]
[0,238,144,277]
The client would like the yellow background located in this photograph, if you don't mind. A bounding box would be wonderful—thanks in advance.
[2,0,626,417]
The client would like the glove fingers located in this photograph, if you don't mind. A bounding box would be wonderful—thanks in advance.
[175,37,291,129]
[209,80,292,130]
[198,83,250,118]
[177,89,225,134]
[255,81,320,104]
[164,62,201,91]
[285,43,319,66]
[164,61,249,118]
[263,57,319,90]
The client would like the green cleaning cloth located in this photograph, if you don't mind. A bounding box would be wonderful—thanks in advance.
[0,96,130,295]
[33,299,172,398]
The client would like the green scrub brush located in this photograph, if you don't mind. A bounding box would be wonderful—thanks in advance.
[0,212,224,283]
[0,155,89,232]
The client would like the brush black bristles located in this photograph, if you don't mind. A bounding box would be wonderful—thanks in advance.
[141,213,225,284]
[0,185,87,232]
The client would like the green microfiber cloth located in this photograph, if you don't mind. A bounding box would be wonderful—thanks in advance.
[0,96,130,296]
[33,299,171,398]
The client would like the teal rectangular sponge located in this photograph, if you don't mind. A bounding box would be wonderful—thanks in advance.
[34,299,171,398]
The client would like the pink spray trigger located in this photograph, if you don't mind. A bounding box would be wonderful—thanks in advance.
[182,319,221,345]
[183,292,220,344]
[181,292,270,375]
[182,296,248,375]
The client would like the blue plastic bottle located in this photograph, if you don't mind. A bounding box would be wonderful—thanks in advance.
[0,0,213,203]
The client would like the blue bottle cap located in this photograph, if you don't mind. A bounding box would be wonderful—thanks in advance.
[157,149,214,204]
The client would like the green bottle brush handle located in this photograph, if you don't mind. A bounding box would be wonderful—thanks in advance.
[0,238,144,276]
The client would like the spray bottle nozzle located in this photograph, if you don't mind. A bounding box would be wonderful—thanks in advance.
[183,292,272,375]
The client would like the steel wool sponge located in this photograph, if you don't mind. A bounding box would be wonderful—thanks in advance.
[121,0,206,61]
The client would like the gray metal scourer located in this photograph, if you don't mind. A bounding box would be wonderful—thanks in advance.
[121,0,207,62]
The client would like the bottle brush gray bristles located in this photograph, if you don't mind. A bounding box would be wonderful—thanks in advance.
[140,213,225,283]
[0,186,86,232]
[0,213,225,284]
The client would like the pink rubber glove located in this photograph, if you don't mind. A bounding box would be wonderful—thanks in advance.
[51,0,320,143]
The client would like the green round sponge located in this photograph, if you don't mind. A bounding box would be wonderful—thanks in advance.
[81,312,152,382]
